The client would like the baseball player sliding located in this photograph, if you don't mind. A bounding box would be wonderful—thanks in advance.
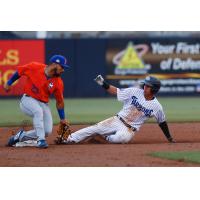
[3,55,70,148]
[63,75,175,144]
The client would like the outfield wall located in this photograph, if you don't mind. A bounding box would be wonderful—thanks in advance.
[1,38,200,97]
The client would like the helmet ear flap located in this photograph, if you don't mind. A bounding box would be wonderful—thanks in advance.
[151,87,156,94]
[151,86,160,94]
[143,84,155,94]
[139,82,145,89]
[140,83,158,94]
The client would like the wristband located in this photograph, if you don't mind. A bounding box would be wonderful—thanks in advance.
[102,81,110,90]
[57,108,65,120]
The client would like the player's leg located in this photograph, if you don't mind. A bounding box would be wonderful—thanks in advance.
[20,130,38,142]
[67,116,118,143]
[7,96,44,146]
[19,96,45,141]
[105,121,135,143]
[40,103,53,137]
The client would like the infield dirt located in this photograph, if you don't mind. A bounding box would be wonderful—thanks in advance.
[0,123,200,167]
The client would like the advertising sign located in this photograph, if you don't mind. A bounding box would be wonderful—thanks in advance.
[106,38,200,95]
[0,40,44,96]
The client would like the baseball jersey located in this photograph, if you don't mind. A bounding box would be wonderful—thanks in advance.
[17,62,64,103]
[117,87,165,131]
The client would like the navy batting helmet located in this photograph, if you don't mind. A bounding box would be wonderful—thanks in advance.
[141,76,161,94]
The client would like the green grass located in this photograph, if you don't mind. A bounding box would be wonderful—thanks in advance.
[150,151,200,164]
[0,98,121,126]
[158,97,200,122]
[0,97,200,126]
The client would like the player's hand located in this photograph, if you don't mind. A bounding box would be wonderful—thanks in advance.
[60,119,70,127]
[3,83,11,92]
[94,75,104,86]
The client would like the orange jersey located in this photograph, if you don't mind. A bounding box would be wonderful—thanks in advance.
[17,62,64,103]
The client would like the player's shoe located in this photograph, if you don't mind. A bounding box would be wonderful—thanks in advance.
[37,140,48,148]
[7,129,24,147]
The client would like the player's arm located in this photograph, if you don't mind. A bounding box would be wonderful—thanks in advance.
[3,71,21,92]
[56,99,66,122]
[155,109,175,143]
[54,84,69,126]
[159,121,175,143]
[94,75,117,95]
[4,63,32,92]
[56,98,70,126]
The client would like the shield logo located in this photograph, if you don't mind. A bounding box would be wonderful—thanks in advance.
[49,82,54,88]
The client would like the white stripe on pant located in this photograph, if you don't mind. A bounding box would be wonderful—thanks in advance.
[19,95,53,141]
[68,116,135,143]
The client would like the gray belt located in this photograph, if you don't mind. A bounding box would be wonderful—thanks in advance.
[116,115,136,131]
[24,94,47,104]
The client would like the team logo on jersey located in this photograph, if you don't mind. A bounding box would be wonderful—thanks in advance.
[131,96,153,117]
[48,82,54,89]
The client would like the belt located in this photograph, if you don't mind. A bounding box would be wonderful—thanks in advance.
[24,94,47,104]
[116,115,136,131]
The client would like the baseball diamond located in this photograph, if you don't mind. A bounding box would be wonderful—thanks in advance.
[2,33,200,167]
[0,123,200,166]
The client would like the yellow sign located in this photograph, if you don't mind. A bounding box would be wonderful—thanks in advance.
[0,49,19,66]
[117,42,145,69]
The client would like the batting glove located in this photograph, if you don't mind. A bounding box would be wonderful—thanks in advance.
[94,75,104,86]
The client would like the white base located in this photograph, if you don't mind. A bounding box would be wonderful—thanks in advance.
[15,140,37,147]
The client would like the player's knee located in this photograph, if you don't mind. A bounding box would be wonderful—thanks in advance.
[33,109,43,119]
[121,137,132,143]
[121,133,133,143]
[107,133,132,144]
[106,135,121,143]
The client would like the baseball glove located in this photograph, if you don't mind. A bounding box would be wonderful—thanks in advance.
[55,122,71,144]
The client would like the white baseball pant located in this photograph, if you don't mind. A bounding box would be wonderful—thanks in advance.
[67,116,135,144]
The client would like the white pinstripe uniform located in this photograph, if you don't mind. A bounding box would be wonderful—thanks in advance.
[67,87,166,144]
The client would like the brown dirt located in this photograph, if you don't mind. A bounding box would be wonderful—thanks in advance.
[1,123,200,167]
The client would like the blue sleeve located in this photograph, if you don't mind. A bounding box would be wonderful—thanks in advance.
[7,71,20,86]
[57,108,66,120]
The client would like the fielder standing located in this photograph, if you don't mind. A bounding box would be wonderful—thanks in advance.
[64,75,175,144]
[4,55,70,148]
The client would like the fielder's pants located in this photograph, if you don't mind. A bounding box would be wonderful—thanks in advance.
[18,95,53,141]
[67,116,135,144]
